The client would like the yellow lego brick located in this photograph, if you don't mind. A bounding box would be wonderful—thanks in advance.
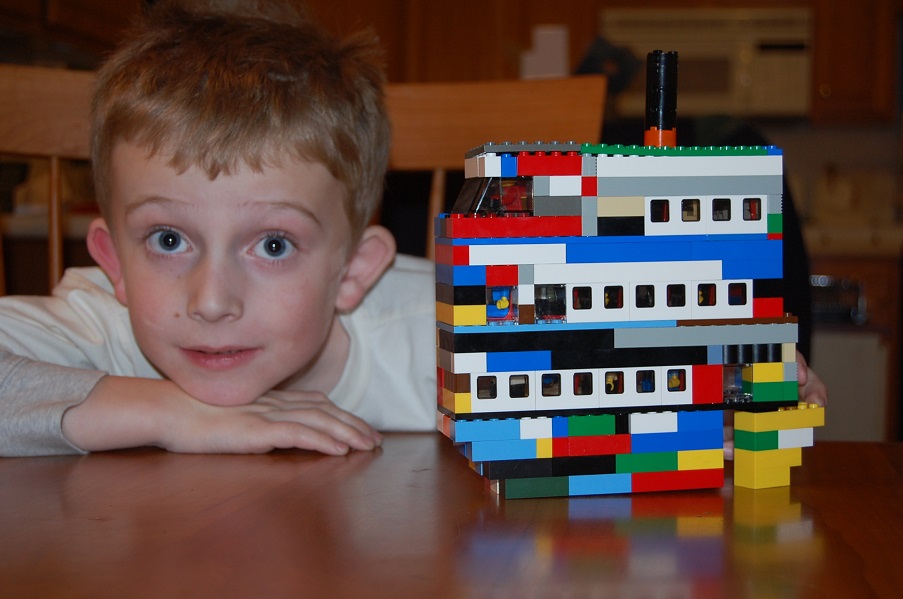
[742,362,785,383]
[435,302,487,326]
[734,405,824,433]
[440,388,472,413]
[536,437,553,459]
[678,448,724,471]
[734,447,802,489]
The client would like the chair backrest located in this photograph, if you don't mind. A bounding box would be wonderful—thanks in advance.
[0,64,94,293]
[384,76,607,257]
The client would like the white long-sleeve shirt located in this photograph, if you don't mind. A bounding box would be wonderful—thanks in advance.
[0,255,436,456]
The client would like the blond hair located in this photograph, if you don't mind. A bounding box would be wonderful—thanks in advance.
[91,1,389,239]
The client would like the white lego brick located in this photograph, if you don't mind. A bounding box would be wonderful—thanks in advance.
[596,154,783,178]
[518,283,534,304]
[548,175,582,196]
[600,367,663,409]
[644,195,710,237]
[464,156,480,179]
[534,369,600,411]
[628,281,694,322]
[563,282,632,324]
[468,243,567,266]
[533,260,722,285]
[629,411,678,434]
[520,417,553,439]
[704,195,769,235]
[778,427,814,449]
[479,153,502,177]
[660,365,695,406]
[469,372,536,414]
[689,279,755,320]
[451,352,487,374]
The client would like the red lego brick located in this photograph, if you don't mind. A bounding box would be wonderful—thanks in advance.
[692,364,723,404]
[753,297,784,318]
[568,434,631,456]
[767,233,783,241]
[444,215,582,239]
[632,468,724,493]
[552,436,569,458]
[581,176,598,196]
[516,152,583,176]
[486,265,519,286]
[434,243,469,266]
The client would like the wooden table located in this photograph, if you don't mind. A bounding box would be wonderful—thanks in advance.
[1,435,902,598]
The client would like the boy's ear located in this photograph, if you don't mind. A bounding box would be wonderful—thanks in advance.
[334,225,397,313]
[86,217,128,305]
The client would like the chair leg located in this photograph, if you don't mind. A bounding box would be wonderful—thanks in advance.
[48,156,64,290]
[427,167,446,260]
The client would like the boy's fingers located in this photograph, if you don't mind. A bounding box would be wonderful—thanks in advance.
[265,406,380,451]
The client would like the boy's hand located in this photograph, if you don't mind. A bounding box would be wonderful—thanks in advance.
[62,376,382,456]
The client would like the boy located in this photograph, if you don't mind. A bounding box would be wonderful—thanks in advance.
[0,1,437,456]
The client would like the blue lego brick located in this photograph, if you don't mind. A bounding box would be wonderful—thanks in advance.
[465,438,538,461]
[631,428,723,453]
[722,259,783,280]
[501,153,517,177]
[441,320,679,337]
[707,345,723,364]
[486,350,552,372]
[435,263,486,286]
[691,238,779,261]
[552,416,569,437]
[678,409,724,431]
[568,472,633,495]
[452,418,521,442]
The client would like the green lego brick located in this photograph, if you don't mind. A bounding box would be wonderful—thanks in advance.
[568,414,616,437]
[581,143,775,157]
[767,213,783,234]
[503,476,570,499]
[616,451,678,473]
[743,380,787,403]
[734,429,779,451]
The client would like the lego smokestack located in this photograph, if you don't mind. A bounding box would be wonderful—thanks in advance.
[644,50,678,148]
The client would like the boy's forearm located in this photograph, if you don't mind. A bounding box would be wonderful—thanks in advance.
[61,376,188,452]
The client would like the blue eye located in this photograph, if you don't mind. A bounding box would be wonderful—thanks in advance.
[150,229,187,253]
[254,235,295,260]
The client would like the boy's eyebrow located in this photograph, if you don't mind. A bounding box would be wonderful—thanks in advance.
[124,195,323,227]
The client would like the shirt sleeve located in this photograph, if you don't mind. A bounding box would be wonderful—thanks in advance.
[0,350,106,457]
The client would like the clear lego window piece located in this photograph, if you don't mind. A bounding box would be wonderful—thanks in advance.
[541,373,561,397]
[698,283,717,306]
[743,197,762,221]
[681,198,700,222]
[667,284,686,307]
[636,285,655,308]
[650,199,670,222]
[476,376,497,400]
[636,370,656,393]
[728,282,748,305]
[509,375,530,398]
[573,372,594,396]
[604,285,624,309]
[572,286,592,310]
[604,371,624,394]
[453,176,534,215]
[712,198,731,221]
[535,284,567,323]
[667,369,687,392]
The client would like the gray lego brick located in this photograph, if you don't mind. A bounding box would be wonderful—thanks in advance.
[533,196,583,216]
[613,322,798,348]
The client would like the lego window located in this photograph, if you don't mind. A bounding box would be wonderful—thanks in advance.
[487,286,518,323]
[572,286,592,310]
[541,373,561,397]
[712,198,731,221]
[573,372,594,396]
[498,178,533,214]
[636,370,656,393]
[451,177,490,214]
[604,371,624,394]
[535,284,567,323]
[604,286,624,309]
[681,198,701,222]
[509,375,530,398]
[728,282,748,305]
[650,199,670,222]
[476,376,497,400]
[667,369,687,392]
[743,197,762,221]
[667,284,686,307]
[636,285,655,308]
[697,283,717,306]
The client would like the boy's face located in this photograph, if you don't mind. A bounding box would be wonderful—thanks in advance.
[89,142,392,406]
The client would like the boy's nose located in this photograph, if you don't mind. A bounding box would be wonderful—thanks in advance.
[187,258,243,323]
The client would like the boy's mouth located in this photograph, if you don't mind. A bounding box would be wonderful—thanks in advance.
[180,346,260,371]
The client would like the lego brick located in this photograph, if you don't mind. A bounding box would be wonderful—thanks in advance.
[594,154,782,178]
[616,451,678,473]
[677,409,724,431]
[722,258,783,280]
[485,350,551,372]
[533,260,722,285]
[465,438,541,461]
[568,473,633,496]
[436,302,486,326]
[753,297,785,318]
[734,429,779,451]
[551,345,709,370]
[753,278,784,298]
[734,405,825,432]
[707,345,722,365]
[563,434,632,456]
[436,283,484,306]
[565,239,694,264]
[478,455,617,480]
[468,243,568,266]
[629,411,678,434]
[443,215,582,239]
[581,176,597,196]
[778,427,814,449]
[614,323,797,349]
[485,265,519,287]
[450,418,521,442]
[742,362,786,383]
[584,143,779,157]
[597,196,646,217]
[594,176,782,198]
[597,216,645,236]
[515,153,583,176]
[501,476,571,499]
[631,428,723,453]
[438,387,472,414]
[433,243,469,266]
[631,468,724,493]
[438,328,616,355]
[581,197,598,236]
[548,176,583,196]
[533,195,583,217]
[520,417,553,439]
[677,449,723,471]
[568,414,617,436]
[435,263,486,286]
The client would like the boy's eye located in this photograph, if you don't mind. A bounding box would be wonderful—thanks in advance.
[150,229,187,253]
[253,235,295,260]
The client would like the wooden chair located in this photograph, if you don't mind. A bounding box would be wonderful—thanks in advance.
[384,76,607,258]
[0,63,94,294]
